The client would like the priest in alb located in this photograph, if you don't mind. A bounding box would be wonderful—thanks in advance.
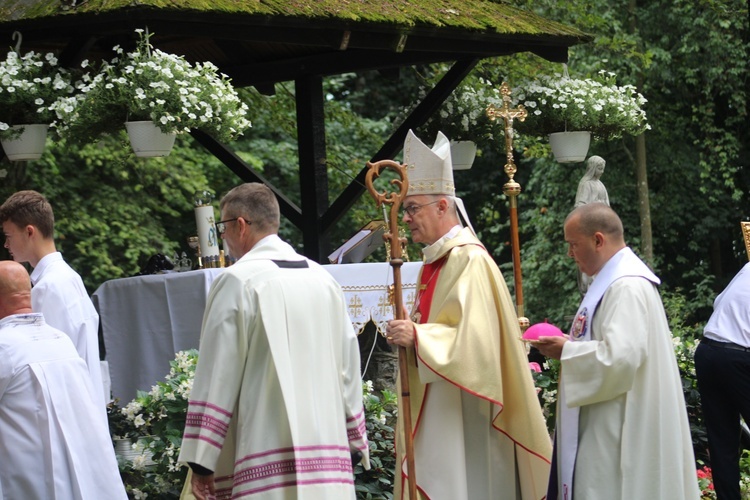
[178,183,369,500]
[535,202,700,499]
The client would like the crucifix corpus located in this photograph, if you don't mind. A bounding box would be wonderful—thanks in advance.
[486,81,530,330]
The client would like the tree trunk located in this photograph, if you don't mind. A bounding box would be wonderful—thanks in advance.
[635,134,653,265]
[630,0,654,265]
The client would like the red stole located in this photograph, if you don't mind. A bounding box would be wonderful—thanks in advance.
[414,256,447,324]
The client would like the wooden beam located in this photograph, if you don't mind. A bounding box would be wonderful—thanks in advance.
[295,75,330,262]
[188,129,303,228]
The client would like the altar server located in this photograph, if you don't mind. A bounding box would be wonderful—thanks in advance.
[0,190,106,407]
[0,260,126,499]
[385,130,552,499]
[179,182,369,499]
[535,202,700,499]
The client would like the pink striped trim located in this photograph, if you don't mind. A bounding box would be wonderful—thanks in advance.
[234,477,354,498]
[185,412,230,438]
[188,400,233,418]
[234,444,349,467]
[346,408,364,423]
[233,456,352,486]
[182,433,224,450]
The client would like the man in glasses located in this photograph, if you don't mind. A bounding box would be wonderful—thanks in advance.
[0,190,106,413]
[385,130,551,499]
[179,182,370,500]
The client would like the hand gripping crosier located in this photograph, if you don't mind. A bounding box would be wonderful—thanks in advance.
[364,159,417,500]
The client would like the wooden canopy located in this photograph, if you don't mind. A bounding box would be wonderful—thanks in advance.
[0,0,589,260]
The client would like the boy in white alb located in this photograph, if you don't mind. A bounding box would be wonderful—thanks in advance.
[1,190,105,408]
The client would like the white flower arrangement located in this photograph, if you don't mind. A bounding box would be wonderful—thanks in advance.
[115,349,198,496]
[56,29,251,145]
[513,70,650,141]
[0,49,74,139]
[402,78,503,143]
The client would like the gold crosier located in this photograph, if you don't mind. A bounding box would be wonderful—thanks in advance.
[486,82,530,331]
[364,159,418,500]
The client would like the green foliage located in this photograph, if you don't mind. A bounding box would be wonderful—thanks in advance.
[355,381,397,500]
[0,132,217,291]
[530,358,560,432]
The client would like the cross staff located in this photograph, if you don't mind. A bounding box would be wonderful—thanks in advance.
[364,159,418,500]
[486,82,529,330]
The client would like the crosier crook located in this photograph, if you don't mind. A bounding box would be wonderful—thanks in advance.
[364,159,417,500]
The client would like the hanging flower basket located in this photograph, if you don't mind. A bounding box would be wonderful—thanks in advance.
[513,70,650,142]
[55,28,251,148]
[450,140,477,170]
[0,124,49,161]
[548,131,591,163]
[125,120,176,157]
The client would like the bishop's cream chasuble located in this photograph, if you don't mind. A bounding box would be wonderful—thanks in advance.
[395,227,552,500]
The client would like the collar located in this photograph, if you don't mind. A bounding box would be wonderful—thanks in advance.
[422,225,462,264]
[29,252,63,286]
[0,313,45,329]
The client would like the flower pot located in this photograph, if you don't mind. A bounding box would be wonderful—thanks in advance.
[548,131,591,163]
[114,437,155,467]
[450,140,477,170]
[1,124,49,161]
[125,121,177,158]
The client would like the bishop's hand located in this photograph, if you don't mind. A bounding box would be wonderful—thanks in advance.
[385,319,416,347]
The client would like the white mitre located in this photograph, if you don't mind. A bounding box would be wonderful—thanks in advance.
[403,129,455,196]
[402,129,475,234]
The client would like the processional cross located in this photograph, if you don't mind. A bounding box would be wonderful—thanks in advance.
[486,82,530,330]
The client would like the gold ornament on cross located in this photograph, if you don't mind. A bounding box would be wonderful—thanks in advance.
[486,82,527,195]
[486,82,529,331]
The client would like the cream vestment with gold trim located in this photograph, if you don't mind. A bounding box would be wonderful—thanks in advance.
[395,228,552,500]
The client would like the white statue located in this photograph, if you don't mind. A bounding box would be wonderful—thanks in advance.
[575,156,610,295]
[575,156,609,207]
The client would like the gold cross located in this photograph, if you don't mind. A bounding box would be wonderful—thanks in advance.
[486,82,526,187]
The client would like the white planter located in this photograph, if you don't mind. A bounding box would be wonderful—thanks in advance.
[114,437,155,467]
[1,124,49,161]
[450,140,477,170]
[125,120,177,158]
[548,131,591,163]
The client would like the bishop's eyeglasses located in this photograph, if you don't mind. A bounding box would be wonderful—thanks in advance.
[402,200,439,217]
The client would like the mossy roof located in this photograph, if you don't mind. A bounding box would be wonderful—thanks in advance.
[0,0,587,39]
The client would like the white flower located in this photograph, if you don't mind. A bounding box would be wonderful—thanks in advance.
[131,488,148,499]
[132,454,149,470]
[133,414,146,427]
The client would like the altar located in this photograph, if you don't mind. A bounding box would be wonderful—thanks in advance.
[93,262,421,403]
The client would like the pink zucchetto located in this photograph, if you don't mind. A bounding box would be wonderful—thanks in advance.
[523,320,564,340]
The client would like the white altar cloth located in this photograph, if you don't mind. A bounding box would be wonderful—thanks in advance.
[93,263,420,403]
